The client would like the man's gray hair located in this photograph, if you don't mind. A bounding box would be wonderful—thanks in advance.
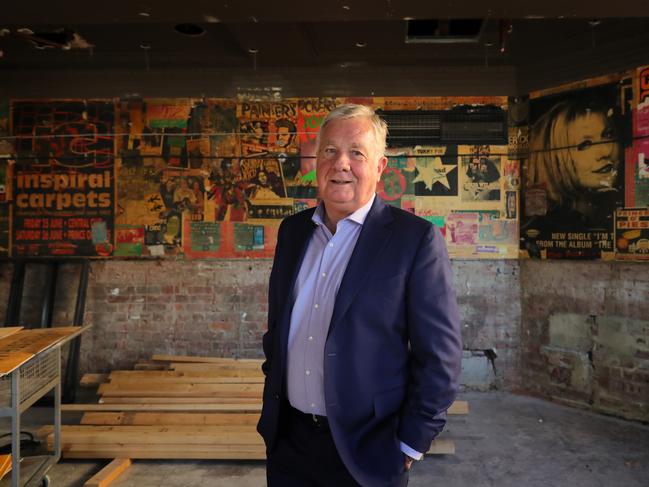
[317,104,388,157]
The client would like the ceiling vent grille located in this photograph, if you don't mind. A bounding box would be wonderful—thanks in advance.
[378,107,506,148]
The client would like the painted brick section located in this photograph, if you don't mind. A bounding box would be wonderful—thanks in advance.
[520,260,649,422]
[453,260,521,389]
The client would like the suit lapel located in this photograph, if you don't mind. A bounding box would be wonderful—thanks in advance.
[328,197,394,337]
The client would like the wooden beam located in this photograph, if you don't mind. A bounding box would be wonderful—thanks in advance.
[111,368,262,378]
[98,382,263,398]
[448,400,469,415]
[80,373,109,387]
[57,444,266,460]
[106,375,264,384]
[426,439,455,455]
[83,458,131,487]
[152,355,262,365]
[170,362,261,372]
[80,412,260,426]
[43,425,264,446]
[99,397,261,404]
[133,363,167,371]
[63,403,262,412]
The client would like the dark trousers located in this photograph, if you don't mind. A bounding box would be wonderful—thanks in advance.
[266,403,361,486]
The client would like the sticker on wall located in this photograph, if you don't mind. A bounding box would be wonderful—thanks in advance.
[615,207,649,260]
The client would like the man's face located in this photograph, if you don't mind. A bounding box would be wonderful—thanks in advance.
[276,126,291,148]
[316,117,387,220]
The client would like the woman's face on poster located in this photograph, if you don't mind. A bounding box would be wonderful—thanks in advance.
[567,111,620,192]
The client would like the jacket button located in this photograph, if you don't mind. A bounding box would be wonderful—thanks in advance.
[273,393,280,400]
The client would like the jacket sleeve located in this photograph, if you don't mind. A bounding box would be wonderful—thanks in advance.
[398,223,462,453]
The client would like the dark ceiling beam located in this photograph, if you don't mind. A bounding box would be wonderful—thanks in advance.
[3,0,649,25]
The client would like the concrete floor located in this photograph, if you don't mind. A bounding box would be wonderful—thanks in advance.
[6,391,649,487]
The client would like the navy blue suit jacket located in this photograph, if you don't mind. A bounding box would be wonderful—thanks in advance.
[258,196,462,486]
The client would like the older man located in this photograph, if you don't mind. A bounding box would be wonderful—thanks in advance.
[258,104,462,486]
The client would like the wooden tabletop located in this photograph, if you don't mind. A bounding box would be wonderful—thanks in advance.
[0,326,90,377]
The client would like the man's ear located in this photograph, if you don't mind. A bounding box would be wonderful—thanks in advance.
[377,155,388,180]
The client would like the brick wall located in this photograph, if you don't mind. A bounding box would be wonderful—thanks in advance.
[0,259,521,386]
[520,260,649,422]
[2,258,648,422]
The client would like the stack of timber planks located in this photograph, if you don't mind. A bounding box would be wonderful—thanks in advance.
[42,354,467,460]
[44,355,266,460]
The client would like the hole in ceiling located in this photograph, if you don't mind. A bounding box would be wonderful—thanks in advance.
[406,19,485,43]
[174,23,206,37]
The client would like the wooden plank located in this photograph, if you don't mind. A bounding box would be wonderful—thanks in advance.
[63,403,262,412]
[99,397,261,404]
[0,454,12,480]
[152,355,262,365]
[0,327,23,340]
[81,373,109,387]
[448,400,469,415]
[57,444,266,460]
[43,425,264,446]
[83,458,131,487]
[170,362,261,372]
[98,382,263,398]
[111,369,262,378]
[106,375,264,384]
[426,439,455,455]
[80,412,260,426]
[133,363,167,371]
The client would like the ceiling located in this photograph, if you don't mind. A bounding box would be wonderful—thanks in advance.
[2,1,649,94]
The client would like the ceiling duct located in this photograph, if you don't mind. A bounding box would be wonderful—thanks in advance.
[405,19,486,44]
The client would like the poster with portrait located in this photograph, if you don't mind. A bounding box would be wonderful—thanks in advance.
[237,101,299,156]
[521,79,632,259]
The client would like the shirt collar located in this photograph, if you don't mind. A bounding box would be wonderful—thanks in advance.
[312,193,376,227]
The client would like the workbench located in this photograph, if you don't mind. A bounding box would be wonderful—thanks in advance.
[0,326,88,487]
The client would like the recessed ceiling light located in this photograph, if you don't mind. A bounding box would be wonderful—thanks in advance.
[355,41,366,48]
[248,48,259,54]
[342,5,350,10]
[140,43,151,49]
[138,12,150,17]
[174,24,206,36]
[203,15,220,23]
